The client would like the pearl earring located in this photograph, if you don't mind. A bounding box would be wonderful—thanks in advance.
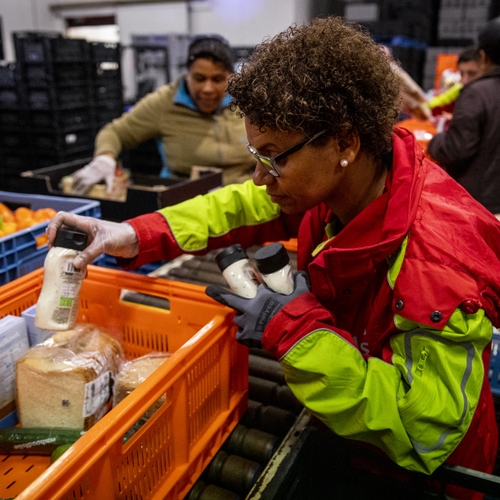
[340,159,348,167]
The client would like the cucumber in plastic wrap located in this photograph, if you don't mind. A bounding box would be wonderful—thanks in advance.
[0,427,85,455]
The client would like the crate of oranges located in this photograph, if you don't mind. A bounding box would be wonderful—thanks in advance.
[0,191,101,285]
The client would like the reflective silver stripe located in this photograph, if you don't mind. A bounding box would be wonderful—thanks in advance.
[402,328,475,453]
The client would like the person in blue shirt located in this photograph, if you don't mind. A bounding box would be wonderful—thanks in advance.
[71,35,254,194]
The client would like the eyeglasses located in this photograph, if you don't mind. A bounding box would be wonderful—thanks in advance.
[247,129,327,177]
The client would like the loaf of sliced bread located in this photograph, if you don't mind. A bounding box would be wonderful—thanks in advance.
[16,324,124,430]
[114,354,171,416]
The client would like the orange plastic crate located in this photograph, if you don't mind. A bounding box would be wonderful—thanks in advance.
[0,266,248,500]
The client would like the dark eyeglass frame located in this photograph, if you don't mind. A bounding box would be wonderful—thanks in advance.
[247,129,327,177]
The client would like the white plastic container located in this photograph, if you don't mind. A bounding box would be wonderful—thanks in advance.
[34,228,87,331]
[254,243,294,295]
[215,244,259,298]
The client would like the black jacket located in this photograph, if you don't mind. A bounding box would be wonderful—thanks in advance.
[428,67,500,213]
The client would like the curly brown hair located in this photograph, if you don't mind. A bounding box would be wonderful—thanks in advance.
[228,16,401,160]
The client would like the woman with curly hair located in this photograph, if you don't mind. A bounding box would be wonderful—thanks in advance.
[47,17,499,498]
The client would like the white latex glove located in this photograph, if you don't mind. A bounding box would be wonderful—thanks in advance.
[47,211,139,271]
[71,155,117,195]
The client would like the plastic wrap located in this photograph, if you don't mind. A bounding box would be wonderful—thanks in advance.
[114,353,171,438]
[113,352,171,408]
[16,324,125,430]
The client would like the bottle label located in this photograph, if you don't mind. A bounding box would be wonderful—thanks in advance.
[50,262,85,325]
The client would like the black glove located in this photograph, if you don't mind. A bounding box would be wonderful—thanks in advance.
[205,271,311,348]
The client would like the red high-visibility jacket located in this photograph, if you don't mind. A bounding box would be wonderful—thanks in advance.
[126,127,500,498]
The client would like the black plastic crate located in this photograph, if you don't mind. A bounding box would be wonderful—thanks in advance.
[121,138,163,176]
[14,32,89,64]
[31,150,94,170]
[92,61,122,83]
[23,62,92,88]
[27,84,93,110]
[0,109,29,129]
[52,37,89,61]
[0,62,20,88]
[0,150,33,174]
[31,127,94,153]
[13,31,62,64]
[89,41,120,62]
[0,131,31,150]
[94,80,123,102]
[21,157,223,221]
[30,107,95,132]
[0,87,26,109]
[380,0,437,20]
[94,103,124,129]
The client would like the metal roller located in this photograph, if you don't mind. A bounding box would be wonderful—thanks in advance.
[241,400,296,437]
[248,347,276,360]
[167,265,228,287]
[224,424,279,464]
[180,258,222,274]
[248,354,285,384]
[186,480,242,500]
[248,375,303,414]
[205,451,263,495]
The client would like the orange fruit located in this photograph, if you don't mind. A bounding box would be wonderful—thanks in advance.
[0,203,15,223]
[36,234,49,247]
[0,221,18,235]
[34,207,57,222]
[14,207,35,222]
[16,219,36,230]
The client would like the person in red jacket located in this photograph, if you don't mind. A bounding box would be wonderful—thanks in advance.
[47,17,499,499]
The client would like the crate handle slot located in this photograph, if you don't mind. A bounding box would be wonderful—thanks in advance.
[120,291,170,310]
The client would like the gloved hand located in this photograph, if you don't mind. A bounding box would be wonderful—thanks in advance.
[71,155,117,195]
[47,211,139,271]
[205,271,311,348]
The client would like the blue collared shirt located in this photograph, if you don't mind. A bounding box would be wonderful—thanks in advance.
[173,79,232,111]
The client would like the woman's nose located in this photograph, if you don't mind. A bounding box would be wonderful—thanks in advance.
[201,80,216,93]
[252,162,276,186]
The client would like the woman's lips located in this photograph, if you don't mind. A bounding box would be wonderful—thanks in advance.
[269,194,284,204]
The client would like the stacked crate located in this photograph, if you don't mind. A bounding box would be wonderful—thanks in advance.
[329,0,439,86]
[0,61,31,189]
[367,0,439,45]
[7,32,124,173]
[438,0,498,45]
[12,32,95,169]
[88,41,124,133]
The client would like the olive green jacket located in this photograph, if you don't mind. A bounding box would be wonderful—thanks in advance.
[94,77,255,184]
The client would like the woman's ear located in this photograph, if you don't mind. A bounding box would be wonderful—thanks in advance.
[341,133,361,164]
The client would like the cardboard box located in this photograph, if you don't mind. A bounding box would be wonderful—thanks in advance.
[0,315,30,427]
[21,158,223,222]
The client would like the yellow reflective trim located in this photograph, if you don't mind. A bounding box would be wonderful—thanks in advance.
[387,234,409,289]
[158,180,280,252]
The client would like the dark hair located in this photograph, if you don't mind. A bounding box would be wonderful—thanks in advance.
[228,17,401,161]
[187,35,234,73]
[458,46,481,64]
[478,16,500,65]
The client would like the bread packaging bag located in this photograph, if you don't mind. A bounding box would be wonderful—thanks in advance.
[16,324,124,430]
[114,353,171,421]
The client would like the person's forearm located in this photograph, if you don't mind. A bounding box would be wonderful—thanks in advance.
[264,296,491,475]
[94,123,124,158]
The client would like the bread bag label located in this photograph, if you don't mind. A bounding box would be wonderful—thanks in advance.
[82,371,112,418]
